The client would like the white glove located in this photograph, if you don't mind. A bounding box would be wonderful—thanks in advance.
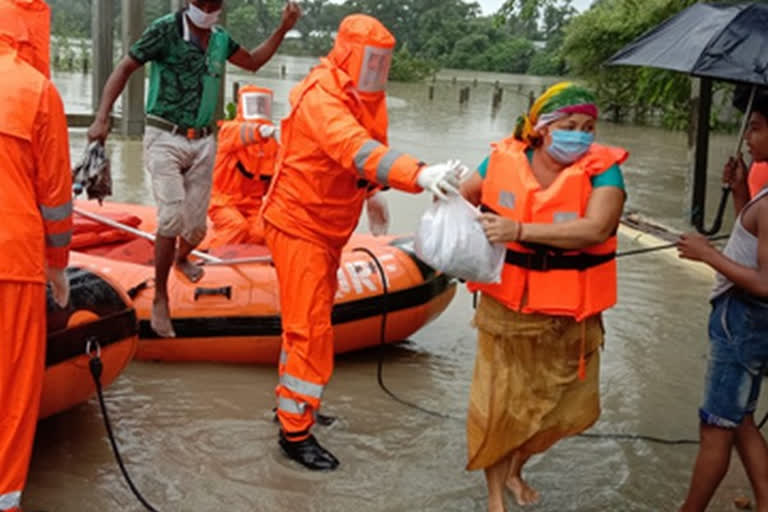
[366,191,390,236]
[258,124,277,138]
[416,159,465,200]
[46,266,70,308]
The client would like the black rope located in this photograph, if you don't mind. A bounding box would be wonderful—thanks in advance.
[353,247,462,421]
[87,340,160,512]
[616,234,730,259]
[355,249,768,444]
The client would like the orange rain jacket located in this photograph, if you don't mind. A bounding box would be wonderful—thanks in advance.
[208,85,279,246]
[0,0,72,282]
[262,15,425,250]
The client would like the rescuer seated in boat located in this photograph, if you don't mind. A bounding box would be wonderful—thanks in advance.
[677,94,768,512]
[207,85,278,248]
[459,82,628,512]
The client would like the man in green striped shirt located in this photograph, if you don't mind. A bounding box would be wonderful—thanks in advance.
[88,0,300,338]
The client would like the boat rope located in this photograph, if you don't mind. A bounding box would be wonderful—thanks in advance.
[354,246,768,445]
[86,338,161,512]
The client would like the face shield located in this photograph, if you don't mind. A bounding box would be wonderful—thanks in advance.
[355,46,392,94]
[241,91,273,121]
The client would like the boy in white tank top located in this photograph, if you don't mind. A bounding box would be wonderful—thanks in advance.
[676,94,768,512]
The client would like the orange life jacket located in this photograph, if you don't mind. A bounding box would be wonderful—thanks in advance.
[0,0,51,78]
[469,137,628,322]
[749,162,768,198]
[210,85,279,213]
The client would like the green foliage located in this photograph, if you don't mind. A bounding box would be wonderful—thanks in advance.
[225,101,237,121]
[562,0,768,128]
[48,0,580,78]
[389,45,438,82]
[528,48,565,76]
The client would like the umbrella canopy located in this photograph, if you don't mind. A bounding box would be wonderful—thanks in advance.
[605,2,768,86]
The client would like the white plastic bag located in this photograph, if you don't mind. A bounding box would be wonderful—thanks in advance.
[414,195,506,283]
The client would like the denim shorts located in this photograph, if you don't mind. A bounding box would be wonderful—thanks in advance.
[700,291,768,429]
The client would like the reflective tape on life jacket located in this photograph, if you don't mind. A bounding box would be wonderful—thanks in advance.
[0,490,21,509]
[280,373,324,400]
[468,137,627,321]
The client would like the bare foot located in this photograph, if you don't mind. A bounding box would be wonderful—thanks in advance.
[506,476,540,507]
[151,298,175,338]
[176,258,204,283]
[488,499,507,512]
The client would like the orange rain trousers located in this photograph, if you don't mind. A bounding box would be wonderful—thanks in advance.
[0,282,45,512]
[264,222,339,440]
[208,204,266,247]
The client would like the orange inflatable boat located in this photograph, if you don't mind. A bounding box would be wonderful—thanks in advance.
[42,266,138,418]
[70,200,456,365]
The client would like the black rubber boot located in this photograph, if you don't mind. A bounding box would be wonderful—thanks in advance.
[278,432,340,471]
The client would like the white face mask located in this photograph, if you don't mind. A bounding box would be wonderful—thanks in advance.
[187,3,221,29]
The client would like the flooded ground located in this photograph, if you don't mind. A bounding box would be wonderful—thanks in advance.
[24,57,766,511]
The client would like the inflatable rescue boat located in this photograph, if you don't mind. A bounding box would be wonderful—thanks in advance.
[70,200,456,365]
[42,266,138,418]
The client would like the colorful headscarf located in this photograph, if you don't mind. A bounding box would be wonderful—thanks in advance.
[514,82,598,143]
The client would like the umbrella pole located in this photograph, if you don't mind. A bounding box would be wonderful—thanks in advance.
[732,85,758,159]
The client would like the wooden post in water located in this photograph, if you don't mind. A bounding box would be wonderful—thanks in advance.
[233,81,240,103]
[528,90,535,109]
[281,65,287,78]
[428,85,434,101]
[120,0,145,136]
[688,77,713,231]
[91,0,113,113]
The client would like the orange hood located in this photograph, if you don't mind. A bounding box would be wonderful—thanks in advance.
[0,0,51,77]
[327,14,394,98]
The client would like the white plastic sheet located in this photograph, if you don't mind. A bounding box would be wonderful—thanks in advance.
[415,195,505,283]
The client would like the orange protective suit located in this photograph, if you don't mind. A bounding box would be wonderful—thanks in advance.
[261,15,425,441]
[208,85,279,247]
[0,2,72,510]
[749,162,768,198]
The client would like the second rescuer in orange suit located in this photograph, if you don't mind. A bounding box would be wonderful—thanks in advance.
[261,14,467,470]
[0,1,72,510]
[208,85,279,247]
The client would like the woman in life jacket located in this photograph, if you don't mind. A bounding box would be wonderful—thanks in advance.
[459,82,628,511]
[208,85,279,247]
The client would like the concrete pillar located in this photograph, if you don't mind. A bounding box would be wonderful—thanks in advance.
[91,0,114,113]
[687,77,713,231]
[120,0,145,136]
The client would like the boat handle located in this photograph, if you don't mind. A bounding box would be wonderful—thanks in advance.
[194,286,232,301]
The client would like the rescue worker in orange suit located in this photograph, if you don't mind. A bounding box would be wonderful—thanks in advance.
[261,14,467,471]
[0,1,72,510]
[208,85,279,247]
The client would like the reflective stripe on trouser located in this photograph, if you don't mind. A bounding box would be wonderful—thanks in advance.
[265,223,339,439]
[0,283,46,511]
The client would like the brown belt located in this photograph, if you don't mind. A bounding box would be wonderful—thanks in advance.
[146,116,214,140]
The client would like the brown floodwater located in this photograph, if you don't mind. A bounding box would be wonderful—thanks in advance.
[24,56,765,511]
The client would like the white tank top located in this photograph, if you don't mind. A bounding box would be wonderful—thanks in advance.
[711,187,768,300]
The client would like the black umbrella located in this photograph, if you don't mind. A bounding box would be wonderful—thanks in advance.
[604,2,767,234]
[606,3,768,85]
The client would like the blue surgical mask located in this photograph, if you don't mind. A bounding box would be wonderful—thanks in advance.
[546,130,595,164]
